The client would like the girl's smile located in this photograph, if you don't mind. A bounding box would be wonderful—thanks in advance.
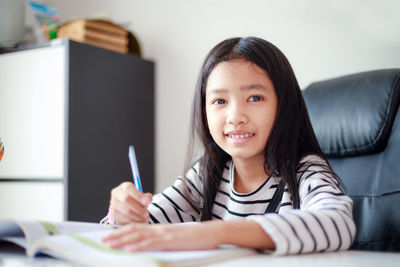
[225,130,255,144]
[205,59,278,163]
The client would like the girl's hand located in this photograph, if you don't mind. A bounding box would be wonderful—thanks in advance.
[109,182,153,225]
[102,222,221,251]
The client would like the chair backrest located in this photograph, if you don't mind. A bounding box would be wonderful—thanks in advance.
[303,69,400,251]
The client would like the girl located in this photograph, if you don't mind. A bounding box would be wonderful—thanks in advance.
[102,37,356,255]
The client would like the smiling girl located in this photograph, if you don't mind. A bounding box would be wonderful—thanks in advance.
[102,37,356,255]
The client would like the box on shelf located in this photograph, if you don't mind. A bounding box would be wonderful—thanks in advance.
[57,19,140,55]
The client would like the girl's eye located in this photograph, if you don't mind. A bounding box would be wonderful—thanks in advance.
[249,95,264,102]
[212,99,227,105]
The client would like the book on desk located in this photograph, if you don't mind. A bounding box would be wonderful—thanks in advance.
[0,219,258,267]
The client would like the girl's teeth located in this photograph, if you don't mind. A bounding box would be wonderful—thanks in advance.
[229,133,253,139]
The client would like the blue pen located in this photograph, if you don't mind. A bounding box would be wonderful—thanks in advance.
[128,145,143,192]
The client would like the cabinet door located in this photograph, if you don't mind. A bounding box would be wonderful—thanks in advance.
[0,182,64,221]
[0,44,66,221]
[0,45,66,179]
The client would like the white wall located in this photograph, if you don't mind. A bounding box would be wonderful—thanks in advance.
[51,0,400,192]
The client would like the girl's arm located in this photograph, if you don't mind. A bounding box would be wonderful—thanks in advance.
[146,163,204,224]
[104,156,355,254]
[103,160,277,251]
[247,155,356,255]
[103,219,275,251]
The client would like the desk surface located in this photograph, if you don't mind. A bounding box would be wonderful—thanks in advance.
[0,242,399,267]
[205,250,400,267]
[0,243,85,267]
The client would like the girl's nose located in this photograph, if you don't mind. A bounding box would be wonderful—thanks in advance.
[226,105,248,126]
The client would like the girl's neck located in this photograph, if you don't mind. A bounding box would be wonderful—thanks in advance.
[232,155,270,193]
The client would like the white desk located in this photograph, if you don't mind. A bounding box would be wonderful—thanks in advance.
[0,242,399,267]
[206,250,400,267]
[0,243,84,267]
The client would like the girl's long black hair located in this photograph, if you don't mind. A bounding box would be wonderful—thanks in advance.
[184,37,336,221]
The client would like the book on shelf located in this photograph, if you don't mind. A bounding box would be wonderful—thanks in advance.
[0,219,258,267]
[57,19,131,54]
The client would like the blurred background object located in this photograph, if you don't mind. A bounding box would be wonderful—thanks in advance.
[57,18,141,55]
[0,0,25,49]
[28,0,60,42]
[0,0,141,55]
[0,139,4,162]
[0,0,60,52]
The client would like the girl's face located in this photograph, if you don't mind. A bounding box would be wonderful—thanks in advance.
[205,59,278,163]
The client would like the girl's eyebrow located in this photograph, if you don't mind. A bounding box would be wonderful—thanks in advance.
[208,84,268,94]
[239,84,268,91]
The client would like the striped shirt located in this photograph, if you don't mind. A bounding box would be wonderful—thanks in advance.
[147,155,356,255]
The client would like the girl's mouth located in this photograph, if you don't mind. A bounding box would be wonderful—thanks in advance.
[225,133,254,144]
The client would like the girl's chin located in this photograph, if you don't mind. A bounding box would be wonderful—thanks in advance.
[228,151,262,161]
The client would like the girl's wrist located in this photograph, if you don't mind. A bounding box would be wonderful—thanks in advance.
[201,220,230,247]
[207,220,276,250]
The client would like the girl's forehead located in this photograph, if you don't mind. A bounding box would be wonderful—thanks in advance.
[205,60,272,93]
[213,59,258,71]
[210,60,269,79]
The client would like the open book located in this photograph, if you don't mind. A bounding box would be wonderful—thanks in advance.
[0,219,258,267]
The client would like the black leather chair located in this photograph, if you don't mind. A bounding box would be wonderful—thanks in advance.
[303,69,400,251]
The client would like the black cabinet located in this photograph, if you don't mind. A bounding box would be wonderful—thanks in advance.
[67,40,154,222]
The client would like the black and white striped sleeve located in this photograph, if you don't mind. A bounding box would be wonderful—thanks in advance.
[247,155,356,255]
[147,162,204,224]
